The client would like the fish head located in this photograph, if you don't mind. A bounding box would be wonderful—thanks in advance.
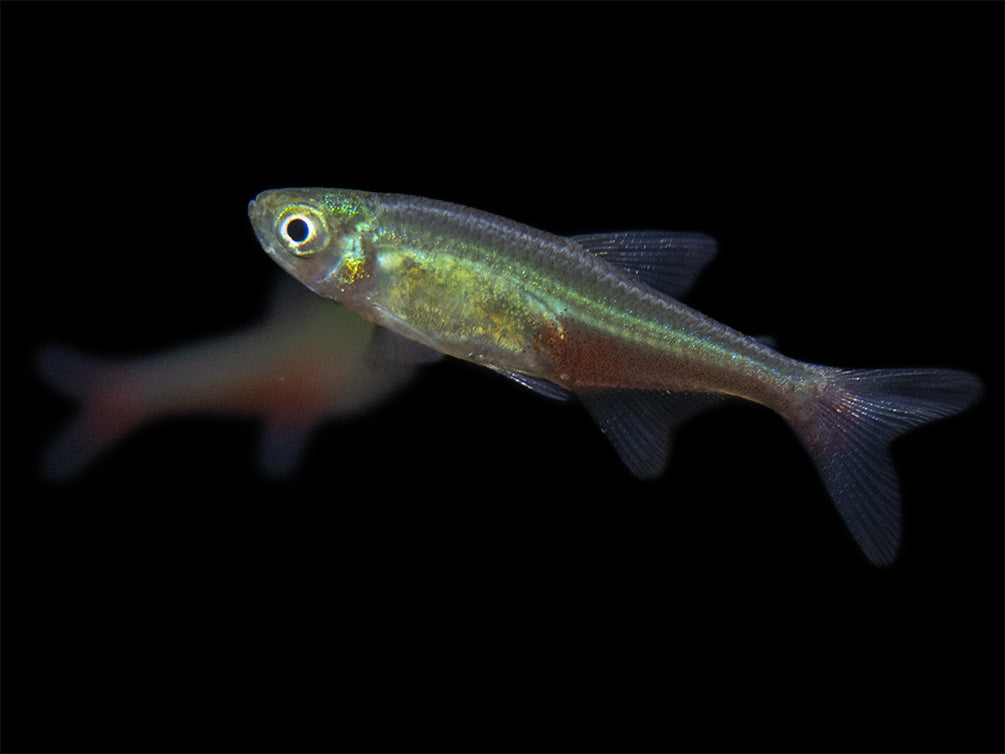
[248,188,377,302]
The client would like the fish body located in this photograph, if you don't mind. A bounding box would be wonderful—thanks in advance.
[38,276,426,480]
[249,188,982,564]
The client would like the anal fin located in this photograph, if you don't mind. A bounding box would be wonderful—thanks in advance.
[578,389,722,479]
[259,418,318,478]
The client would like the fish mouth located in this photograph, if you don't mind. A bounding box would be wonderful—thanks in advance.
[247,195,266,230]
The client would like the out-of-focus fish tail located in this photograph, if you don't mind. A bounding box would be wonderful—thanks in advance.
[36,345,145,481]
[792,367,983,565]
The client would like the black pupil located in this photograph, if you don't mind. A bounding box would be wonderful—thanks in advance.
[286,218,310,243]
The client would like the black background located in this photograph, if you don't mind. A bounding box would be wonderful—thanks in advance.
[3,3,1002,753]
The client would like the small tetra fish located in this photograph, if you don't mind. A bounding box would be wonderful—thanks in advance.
[38,276,429,480]
[249,188,982,565]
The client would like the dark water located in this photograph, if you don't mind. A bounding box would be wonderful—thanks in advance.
[4,3,1002,752]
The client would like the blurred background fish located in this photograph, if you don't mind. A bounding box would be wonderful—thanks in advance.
[36,275,431,480]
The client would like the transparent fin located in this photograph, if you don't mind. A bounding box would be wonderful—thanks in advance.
[578,389,722,479]
[793,367,983,565]
[494,369,572,401]
[364,324,443,371]
[263,273,317,321]
[571,231,718,299]
[36,344,143,481]
[259,419,315,478]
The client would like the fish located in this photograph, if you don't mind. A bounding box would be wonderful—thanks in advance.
[37,275,430,481]
[248,187,983,565]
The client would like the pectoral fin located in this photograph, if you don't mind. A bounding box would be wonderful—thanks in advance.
[364,323,443,372]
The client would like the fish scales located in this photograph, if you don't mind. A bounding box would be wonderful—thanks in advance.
[371,193,814,412]
[249,188,982,565]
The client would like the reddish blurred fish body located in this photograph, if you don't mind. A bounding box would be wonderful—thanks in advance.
[38,277,425,479]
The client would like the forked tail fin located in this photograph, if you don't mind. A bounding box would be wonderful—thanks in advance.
[793,368,982,565]
[36,345,144,481]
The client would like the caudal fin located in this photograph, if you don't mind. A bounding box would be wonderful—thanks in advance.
[793,367,982,565]
[36,345,144,481]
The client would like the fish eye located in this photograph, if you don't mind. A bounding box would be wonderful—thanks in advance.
[285,217,310,244]
[277,209,326,257]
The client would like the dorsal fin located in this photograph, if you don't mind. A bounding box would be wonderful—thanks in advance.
[571,231,718,299]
